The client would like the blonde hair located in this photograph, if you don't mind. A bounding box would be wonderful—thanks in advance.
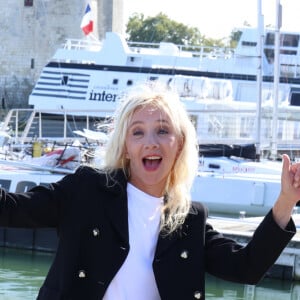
[104,81,199,234]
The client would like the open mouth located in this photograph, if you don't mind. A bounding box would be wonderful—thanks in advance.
[143,156,162,171]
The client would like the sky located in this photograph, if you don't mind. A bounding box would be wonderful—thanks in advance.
[124,0,300,40]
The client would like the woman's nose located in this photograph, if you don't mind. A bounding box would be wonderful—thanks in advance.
[144,133,158,148]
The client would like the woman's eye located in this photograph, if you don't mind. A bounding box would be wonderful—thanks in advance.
[133,130,143,136]
[158,128,169,134]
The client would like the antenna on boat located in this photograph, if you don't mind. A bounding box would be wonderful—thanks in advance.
[270,0,282,160]
[255,0,264,162]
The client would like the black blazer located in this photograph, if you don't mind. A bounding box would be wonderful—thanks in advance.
[0,167,296,300]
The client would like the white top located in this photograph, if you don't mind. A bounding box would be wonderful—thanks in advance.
[103,183,163,300]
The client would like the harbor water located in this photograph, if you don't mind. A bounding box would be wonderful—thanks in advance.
[0,248,52,300]
[0,248,300,299]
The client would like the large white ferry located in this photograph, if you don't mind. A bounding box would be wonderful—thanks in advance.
[24,28,300,153]
[28,27,300,113]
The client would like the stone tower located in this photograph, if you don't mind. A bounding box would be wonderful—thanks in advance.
[0,0,124,108]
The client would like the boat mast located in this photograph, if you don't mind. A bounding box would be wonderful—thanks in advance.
[255,0,264,161]
[270,0,282,160]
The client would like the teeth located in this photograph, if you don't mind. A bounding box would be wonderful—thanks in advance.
[146,156,161,160]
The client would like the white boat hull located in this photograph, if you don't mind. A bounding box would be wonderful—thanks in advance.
[192,171,281,216]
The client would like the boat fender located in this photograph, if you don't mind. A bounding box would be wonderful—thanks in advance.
[32,141,42,157]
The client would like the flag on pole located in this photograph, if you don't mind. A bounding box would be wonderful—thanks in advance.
[80,4,93,35]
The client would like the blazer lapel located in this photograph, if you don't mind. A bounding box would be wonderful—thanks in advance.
[155,223,189,258]
[106,192,129,244]
[154,204,201,258]
[102,170,129,246]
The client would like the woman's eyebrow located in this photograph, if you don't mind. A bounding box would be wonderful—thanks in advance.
[129,119,169,127]
[128,120,144,128]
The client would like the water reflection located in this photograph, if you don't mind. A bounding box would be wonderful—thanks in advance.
[0,248,54,300]
[0,247,300,299]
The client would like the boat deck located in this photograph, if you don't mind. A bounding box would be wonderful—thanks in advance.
[208,213,300,238]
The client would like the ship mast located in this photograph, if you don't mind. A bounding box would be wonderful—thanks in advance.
[255,0,264,161]
[270,0,282,160]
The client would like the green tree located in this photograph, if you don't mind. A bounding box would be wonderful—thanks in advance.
[126,13,204,45]
[202,36,226,48]
[126,13,252,50]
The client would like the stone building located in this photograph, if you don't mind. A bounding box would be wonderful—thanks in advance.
[0,0,123,109]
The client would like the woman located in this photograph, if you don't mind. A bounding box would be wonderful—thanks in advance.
[0,82,298,300]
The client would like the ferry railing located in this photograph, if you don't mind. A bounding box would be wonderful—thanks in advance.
[128,41,234,60]
[63,39,102,51]
[61,37,234,59]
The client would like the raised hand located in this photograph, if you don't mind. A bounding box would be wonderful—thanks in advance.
[273,154,300,229]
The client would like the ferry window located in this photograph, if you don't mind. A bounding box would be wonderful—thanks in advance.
[290,93,300,106]
[265,33,275,46]
[112,79,118,85]
[24,0,33,6]
[264,49,274,63]
[241,41,257,47]
[280,50,297,55]
[149,76,158,81]
[281,34,299,47]
[290,88,300,106]
[127,80,133,86]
